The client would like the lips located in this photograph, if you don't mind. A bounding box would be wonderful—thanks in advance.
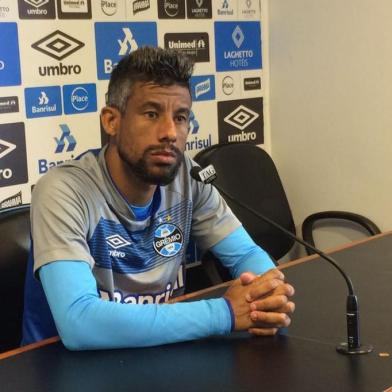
[149,149,177,165]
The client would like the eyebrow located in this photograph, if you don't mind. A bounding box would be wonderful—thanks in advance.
[139,101,191,115]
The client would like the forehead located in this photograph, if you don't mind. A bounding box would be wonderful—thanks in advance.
[127,82,192,107]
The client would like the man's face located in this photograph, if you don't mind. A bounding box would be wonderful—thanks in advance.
[115,81,192,185]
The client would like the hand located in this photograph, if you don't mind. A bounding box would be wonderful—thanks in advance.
[241,270,295,336]
[224,269,295,335]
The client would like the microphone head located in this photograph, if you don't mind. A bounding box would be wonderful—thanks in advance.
[190,164,217,184]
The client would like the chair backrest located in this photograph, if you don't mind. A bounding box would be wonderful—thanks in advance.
[0,205,31,352]
[194,143,296,261]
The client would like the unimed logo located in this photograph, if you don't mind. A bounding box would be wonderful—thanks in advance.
[0,122,28,187]
[164,32,209,62]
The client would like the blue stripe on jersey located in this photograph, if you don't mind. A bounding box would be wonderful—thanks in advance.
[88,200,193,274]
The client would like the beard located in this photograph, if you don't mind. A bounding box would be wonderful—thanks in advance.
[118,143,184,186]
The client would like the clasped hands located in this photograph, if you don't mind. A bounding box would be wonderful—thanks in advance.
[224,269,295,335]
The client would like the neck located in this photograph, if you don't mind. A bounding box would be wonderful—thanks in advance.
[105,145,156,206]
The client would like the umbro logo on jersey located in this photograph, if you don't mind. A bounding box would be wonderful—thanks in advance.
[32,30,85,61]
[106,234,131,249]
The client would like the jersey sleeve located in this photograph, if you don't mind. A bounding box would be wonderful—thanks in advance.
[31,167,95,273]
[209,226,276,277]
[40,261,232,349]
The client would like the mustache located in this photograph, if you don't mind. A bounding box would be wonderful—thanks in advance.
[145,144,182,157]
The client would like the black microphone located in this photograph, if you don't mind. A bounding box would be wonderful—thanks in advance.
[190,164,373,355]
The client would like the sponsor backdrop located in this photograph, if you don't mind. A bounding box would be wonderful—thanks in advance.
[0,0,268,218]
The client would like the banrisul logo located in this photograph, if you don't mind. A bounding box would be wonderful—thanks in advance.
[153,223,183,257]
[164,32,209,62]
[63,83,97,114]
[0,23,21,87]
[186,111,212,153]
[215,22,262,72]
[95,22,157,80]
[54,124,76,153]
[25,86,62,118]
[190,75,215,101]
[32,30,85,76]
[218,97,263,145]
[18,0,56,19]
[37,124,77,174]
[0,123,28,188]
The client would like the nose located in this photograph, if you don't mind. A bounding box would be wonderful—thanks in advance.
[157,115,177,143]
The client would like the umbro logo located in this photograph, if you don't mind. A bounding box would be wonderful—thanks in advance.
[24,0,49,7]
[0,139,17,159]
[224,105,259,130]
[106,234,131,249]
[32,30,85,61]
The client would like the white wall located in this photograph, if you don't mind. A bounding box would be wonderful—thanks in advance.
[268,0,392,249]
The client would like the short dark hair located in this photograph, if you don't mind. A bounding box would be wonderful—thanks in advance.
[106,46,194,114]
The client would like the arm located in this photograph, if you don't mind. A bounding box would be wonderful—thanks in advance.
[210,225,276,278]
[39,260,232,350]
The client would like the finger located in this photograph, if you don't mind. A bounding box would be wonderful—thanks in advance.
[271,283,295,298]
[250,311,291,328]
[257,268,285,283]
[248,327,278,336]
[250,295,289,312]
[239,272,258,286]
[246,279,284,302]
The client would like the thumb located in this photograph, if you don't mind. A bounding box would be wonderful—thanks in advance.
[239,272,257,286]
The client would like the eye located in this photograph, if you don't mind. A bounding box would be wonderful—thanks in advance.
[175,114,189,124]
[144,111,158,119]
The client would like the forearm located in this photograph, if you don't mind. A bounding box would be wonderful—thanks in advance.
[40,261,232,350]
[210,226,276,278]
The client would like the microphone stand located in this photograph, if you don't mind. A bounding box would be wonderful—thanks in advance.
[192,166,373,355]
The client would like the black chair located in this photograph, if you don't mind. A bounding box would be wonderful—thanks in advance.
[0,205,31,353]
[302,211,381,255]
[189,142,380,285]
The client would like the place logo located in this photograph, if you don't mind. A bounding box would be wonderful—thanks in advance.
[0,122,28,188]
[31,30,85,76]
[95,22,157,80]
[18,0,55,19]
[190,75,215,101]
[132,0,150,15]
[244,76,261,91]
[218,98,263,144]
[215,22,262,72]
[186,0,211,19]
[153,223,183,258]
[216,0,234,16]
[239,0,258,19]
[186,111,212,153]
[101,0,118,16]
[0,96,19,114]
[158,0,185,19]
[164,32,209,62]
[56,0,92,19]
[222,75,234,95]
[0,23,21,87]
[54,124,77,153]
[63,83,97,115]
[24,86,62,118]
[0,190,23,210]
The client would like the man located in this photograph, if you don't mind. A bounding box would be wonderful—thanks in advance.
[22,47,294,350]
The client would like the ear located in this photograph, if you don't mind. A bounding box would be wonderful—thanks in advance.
[100,106,121,137]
